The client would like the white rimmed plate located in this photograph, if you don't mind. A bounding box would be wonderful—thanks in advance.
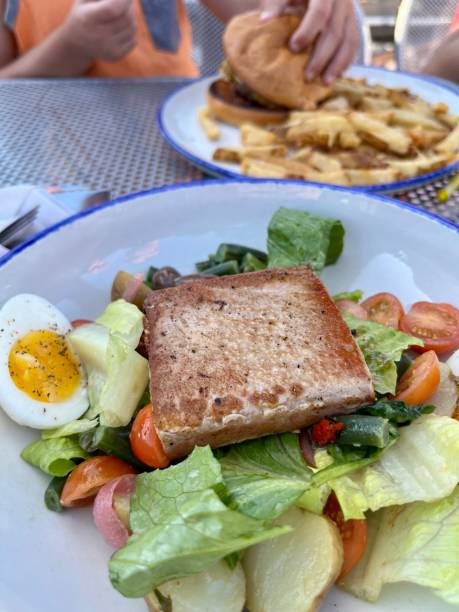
[0,179,458,612]
[158,66,459,194]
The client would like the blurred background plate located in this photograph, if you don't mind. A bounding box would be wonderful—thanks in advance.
[158,65,459,194]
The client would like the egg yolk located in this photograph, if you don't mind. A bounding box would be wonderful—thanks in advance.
[8,330,81,403]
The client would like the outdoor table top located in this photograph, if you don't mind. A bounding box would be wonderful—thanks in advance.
[0,77,458,225]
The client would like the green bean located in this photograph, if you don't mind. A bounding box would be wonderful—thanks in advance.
[241,252,267,273]
[145,266,158,287]
[195,255,217,272]
[215,243,268,264]
[44,476,66,512]
[336,415,390,448]
[202,260,240,276]
[79,426,144,469]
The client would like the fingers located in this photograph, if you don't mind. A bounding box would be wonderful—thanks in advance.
[259,0,290,21]
[85,0,133,24]
[323,15,358,83]
[303,0,347,80]
[290,0,333,52]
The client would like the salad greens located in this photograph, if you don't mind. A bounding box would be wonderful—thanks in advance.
[343,312,423,394]
[329,414,459,519]
[41,418,98,440]
[333,290,364,303]
[267,207,345,271]
[69,301,149,427]
[341,486,459,605]
[357,398,435,424]
[219,433,313,521]
[21,437,89,477]
[109,447,288,597]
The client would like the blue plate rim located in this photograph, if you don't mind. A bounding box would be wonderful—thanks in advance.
[0,178,458,271]
[157,65,459,194]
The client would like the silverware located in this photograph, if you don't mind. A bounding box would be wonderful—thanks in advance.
[0,206,39,245]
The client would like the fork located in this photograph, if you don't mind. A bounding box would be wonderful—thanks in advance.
[0,206,39,245]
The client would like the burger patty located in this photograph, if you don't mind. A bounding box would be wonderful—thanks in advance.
[218,61,287,111]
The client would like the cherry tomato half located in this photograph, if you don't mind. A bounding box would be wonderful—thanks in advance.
[336,300,367,320]
[394,350,440,405]
[60,456,136,508]
[71,319,93,328]
[400,302,459,353]
[362,292,404,329]
[324,492,367,581]
[130,404,170,469]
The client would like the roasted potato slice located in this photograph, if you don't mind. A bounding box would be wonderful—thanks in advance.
[243,508,343,612]
[145,561,246,612]
[111,271,153,310]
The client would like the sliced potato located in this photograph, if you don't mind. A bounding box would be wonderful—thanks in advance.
[145,561,246,612]
[243,507,343,612]
[111,271,153,310]
[427,362,458,418]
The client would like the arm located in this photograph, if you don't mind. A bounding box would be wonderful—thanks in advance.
[423,31,459,84]
[0,0,136,78]
[201,0,258,22]
[0,0,18,68]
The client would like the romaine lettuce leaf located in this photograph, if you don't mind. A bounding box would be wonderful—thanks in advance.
[341,486,459,605]
[267,207,345,271]
[330,415,459,519]
[41,418,98,440]
[109,446,289,597]
[219,433,312,521]
[333,290,363,303]
[343,312,423,394]
[21,437,89,476]
[96,299,144,349]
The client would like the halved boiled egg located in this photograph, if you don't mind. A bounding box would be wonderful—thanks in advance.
[0,294,88,428]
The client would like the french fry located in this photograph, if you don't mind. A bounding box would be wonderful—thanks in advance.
[388,109,446,131]
[435,122,459,153]
[241,157,288,179]
[286,114,352,149]
[345,168,400,185]
[339,130,361,149]
[243,155,312,179]
[240,124,279,146]
[213,145,287,163]
[388,153,452,178]
[291,146,312,162]
[197,107,220,141]
[349,112,412,156]
[433,102,449,115]
[409,127,448,149]
[308,151,342,173]
[360,96,393,112]
[320,96,350,112]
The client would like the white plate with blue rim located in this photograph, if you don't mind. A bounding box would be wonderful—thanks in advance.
[158,65,459,195]
[0,179,458,612]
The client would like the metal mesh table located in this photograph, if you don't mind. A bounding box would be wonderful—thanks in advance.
[0,78,458,224]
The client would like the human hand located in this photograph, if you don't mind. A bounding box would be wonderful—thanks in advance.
[64,0,136,63]
[259,0,359,84]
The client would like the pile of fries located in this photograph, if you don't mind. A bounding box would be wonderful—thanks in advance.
[198,78,459,186]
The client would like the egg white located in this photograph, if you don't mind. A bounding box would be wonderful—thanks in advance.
[0,294,89,429]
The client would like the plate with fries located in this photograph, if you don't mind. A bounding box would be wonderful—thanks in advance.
[158,66,459,193]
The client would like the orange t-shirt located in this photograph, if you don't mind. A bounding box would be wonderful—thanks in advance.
[9,0,198,77]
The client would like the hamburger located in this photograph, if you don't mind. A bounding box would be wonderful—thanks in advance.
[208,11,332,126]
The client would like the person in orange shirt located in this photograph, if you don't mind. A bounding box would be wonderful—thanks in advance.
[0,0,358,81]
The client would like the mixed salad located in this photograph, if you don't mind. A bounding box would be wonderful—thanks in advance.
[1,207,459,611]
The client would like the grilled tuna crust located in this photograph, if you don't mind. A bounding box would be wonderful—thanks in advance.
[144,266,374,459]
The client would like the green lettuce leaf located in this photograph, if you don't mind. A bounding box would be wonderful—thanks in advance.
[333,290,363,303]
[96,299,144,349]
[41,418,98,440]
[343,312,423,394]
[219,433,312,521]
[21,437,89,476]
[109,446,288,597]
[267,207,345,272]
[331,415,459,519]
[341,486,459,605]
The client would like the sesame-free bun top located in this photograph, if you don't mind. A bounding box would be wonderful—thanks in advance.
[223,11,331,110]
